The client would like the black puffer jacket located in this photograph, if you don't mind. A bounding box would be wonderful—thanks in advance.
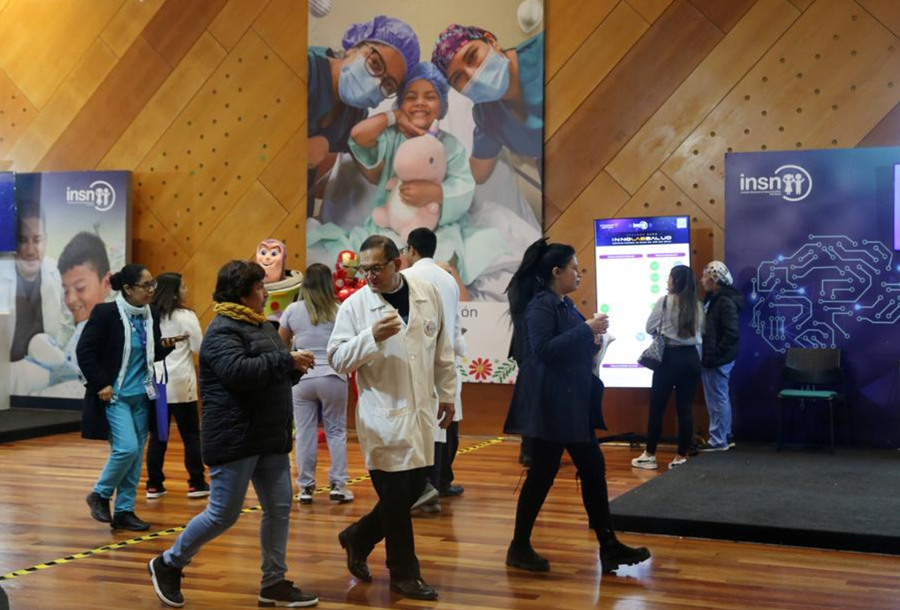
[199,314,300,466]
[701,285,744,368]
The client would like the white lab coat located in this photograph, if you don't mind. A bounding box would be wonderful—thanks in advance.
[402,258,465,437]
[154,308,202,403]
[327,277,457,472]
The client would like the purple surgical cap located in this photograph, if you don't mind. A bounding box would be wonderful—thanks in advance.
[342,15,421,76]
[431,24,492,76]
[399,62,450,118]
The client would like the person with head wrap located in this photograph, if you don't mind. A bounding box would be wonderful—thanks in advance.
[307,15,420,213]
[432,24,543,184]
[307,62,507,290]
[697,260,743,452]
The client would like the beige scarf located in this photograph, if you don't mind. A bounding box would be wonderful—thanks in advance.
[214,302,267,326]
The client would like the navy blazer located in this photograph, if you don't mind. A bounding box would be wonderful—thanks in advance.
[76,302,172,440]
[504,290,606,444]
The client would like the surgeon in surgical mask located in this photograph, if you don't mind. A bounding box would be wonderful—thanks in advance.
[307,15,420,213]
[433,24,544,185]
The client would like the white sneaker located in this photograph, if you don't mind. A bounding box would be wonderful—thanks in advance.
[329,483,354,503]
[299,485,315,505]
[669,456,687,469]
[631,452,658,470]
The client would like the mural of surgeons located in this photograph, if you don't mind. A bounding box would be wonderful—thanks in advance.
[306,2,544,304]
[307,15,421,214]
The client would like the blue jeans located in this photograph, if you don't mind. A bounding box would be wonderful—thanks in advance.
[701,361,735,448]
[94,395,150,513]
[164,453,293,587]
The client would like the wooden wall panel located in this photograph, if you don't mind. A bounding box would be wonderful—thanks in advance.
[663,0,900,225]
[544,0,619,80]
[5,39,118,172]
[627,0,676,24]
[100,0,166,58]
[142,0,228,67]
[607,0,799,195]
[259,127,307,211]
[98,33,227,171]
[544,0,723,212]
[0,0,122,108]
[208,0,272,51]
[37,36,171,171]
[688,0,759,33]
[544,2,648,139]
[0,67,36,158]
[857,0,900,38]
[253,0,309,81]
[135,30,304,256]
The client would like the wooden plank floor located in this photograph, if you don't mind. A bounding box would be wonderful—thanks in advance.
[1,432,899,609]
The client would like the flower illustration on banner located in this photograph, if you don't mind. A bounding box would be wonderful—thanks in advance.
[468,357,493,381]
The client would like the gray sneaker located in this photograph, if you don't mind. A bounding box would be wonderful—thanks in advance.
[697,442,730,452]
[411,483,439,510]
[299,486,315,505]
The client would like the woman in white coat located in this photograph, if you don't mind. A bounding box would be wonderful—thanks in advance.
[145,273,208,499]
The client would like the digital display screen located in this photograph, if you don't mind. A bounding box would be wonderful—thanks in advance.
[0,172,14,252]
[594,216,691,388]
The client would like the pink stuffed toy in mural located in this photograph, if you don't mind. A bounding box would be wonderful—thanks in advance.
[372,126,445,241]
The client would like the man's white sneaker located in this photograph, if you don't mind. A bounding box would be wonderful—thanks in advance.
[329,483,354,503]
[669,456,687,469]
[299,486,315,505]
[631,452,658,470]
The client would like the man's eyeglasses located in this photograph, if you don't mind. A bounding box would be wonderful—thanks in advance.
[133,280,158,291]
[363,45,399,98]
[358,263,389,276]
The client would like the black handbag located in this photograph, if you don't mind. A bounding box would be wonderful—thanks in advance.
[638,296,667,370]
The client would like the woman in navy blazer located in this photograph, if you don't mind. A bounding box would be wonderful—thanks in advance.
[503,238,651,574]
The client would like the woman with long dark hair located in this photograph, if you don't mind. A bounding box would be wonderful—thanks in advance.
[503,238,651,574]
[278,263,353,505]
[145,272,208,499]
[632,265,704,470]
[79,264,180,531]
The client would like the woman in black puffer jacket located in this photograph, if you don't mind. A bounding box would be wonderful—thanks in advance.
[148,260,319,609]
[698,261,744,452]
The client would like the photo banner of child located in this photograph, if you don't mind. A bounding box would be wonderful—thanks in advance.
[306,0,544,383]
[0,171,130,404]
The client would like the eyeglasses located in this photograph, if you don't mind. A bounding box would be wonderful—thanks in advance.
[363,45,399,98]
[358,263,390,276]
[133,280,158,291]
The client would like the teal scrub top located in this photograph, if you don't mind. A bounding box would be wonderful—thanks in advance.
[471,32,544,164]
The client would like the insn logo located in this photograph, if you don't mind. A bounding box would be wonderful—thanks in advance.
[66,180,116,212]
[739,164,812,202]
[631,221,649,230]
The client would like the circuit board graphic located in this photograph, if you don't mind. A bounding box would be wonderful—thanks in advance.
[751,235,900,353]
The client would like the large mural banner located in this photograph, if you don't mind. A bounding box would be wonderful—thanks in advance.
[0,171,131,405]
[306,0,545,383]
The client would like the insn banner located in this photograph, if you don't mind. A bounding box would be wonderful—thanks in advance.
[726,147,900,448]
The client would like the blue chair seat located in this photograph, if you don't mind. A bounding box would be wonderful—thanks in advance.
[778,389,837,400]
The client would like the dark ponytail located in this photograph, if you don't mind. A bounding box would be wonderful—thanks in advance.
[110,263,147,292]
[506,238,576,326]
[670,265,700,337]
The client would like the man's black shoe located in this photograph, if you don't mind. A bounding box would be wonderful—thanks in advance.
[338,527,372,582]
[111,511,150,531]
[258,579,318,607]
[86,492,111,523]
[439,484,464,497]
[389,577,438,601]
[148,555,184,608]
[600,541,651,573]
[506,542,550,572]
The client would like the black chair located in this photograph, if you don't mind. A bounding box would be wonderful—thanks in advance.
[777,348,843,454]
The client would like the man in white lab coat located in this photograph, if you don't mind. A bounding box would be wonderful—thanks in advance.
[402,228,466,508]
[327,235,456,601]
